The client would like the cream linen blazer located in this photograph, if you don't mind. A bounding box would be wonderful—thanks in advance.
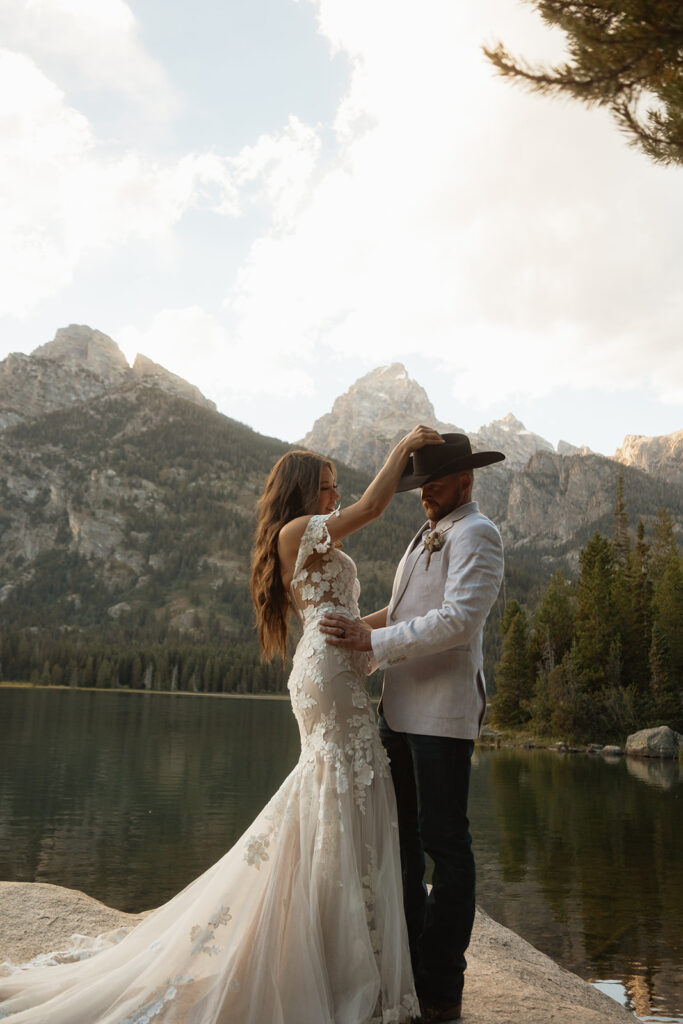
[371,501,504,740]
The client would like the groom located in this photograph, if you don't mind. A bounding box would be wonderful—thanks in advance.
[321,433,505,1023]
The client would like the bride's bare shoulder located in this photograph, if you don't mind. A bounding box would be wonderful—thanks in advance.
[278,516,313,561]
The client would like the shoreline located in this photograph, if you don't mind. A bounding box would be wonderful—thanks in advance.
[0,681,291,701]
[0,684,651,751]
[0,881,634,1023]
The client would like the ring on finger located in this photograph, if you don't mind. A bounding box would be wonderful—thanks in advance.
[340,628,346,638]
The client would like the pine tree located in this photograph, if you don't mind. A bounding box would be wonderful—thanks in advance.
[650,507,677,583]
[83,655,95,687]
[484,1,683,165]
[528,570,576,731]
[130,654,143,689]
[531,569,576,668]
[95,657,113,688]
[649,624,679,725]
[491,601,535,727]
[546,645,597,740]
[610,472,635,688]
[575,532,618,689]
[613,470,630,570]
[626,520,653,700]
[652,549,683,726]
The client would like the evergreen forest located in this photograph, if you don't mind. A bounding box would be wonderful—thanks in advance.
[491,480,683,741]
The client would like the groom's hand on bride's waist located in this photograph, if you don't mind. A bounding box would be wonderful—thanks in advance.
[319,614,373,652]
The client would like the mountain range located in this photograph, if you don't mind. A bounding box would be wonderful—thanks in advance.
[0,325,680,690]
[301,362,681,559]
[0,325,214,434]
[301,361,681,483]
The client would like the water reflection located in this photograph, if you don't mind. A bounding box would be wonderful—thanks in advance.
[0,688,299,911]
[625,756,680,790]
[470,749,682,1022]
[0,689,681,1020]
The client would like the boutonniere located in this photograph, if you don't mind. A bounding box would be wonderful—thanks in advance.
[422,530,444,569]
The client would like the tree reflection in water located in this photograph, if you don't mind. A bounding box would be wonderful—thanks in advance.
[0,688,300,911]
[470,748,681,1021]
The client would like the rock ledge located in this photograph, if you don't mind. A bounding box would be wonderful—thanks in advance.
[0,881,633,1023]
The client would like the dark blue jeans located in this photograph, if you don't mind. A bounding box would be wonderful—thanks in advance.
[378,714,475,1006]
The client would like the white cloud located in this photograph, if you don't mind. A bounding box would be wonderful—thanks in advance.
[0,51,244,317]
[0,0,180,121]
[117,306,315,405]
[1,0,681,432]
[232,116,322,228]
[0,32,326,320]
[224,0,683,412]
[118,307,228,377]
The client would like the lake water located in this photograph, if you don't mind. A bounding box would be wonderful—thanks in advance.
[1,687,681,1021]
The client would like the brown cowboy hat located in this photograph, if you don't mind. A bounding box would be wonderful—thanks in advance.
[396,432,505,492]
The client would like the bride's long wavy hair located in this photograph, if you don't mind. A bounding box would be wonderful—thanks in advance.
[251,450,335,662]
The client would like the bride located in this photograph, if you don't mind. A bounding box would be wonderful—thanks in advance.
[0,425,442,1024]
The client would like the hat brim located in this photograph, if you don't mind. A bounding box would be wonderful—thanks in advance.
[396,451,505,492]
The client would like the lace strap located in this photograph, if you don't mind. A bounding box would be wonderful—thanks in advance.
[292,512,340,580]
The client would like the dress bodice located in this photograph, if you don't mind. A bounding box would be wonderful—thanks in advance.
[288,513,361,628]
[285,514,386,815]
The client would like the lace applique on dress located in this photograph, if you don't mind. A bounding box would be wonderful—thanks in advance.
[285,514,388,816]
[188,901,232,956]
[119,975,193,1024]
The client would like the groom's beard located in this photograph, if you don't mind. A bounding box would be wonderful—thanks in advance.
[421,478,471,524]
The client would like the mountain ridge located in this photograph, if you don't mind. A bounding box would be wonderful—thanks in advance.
[301,361,681,485]
[0,324,215,430]
[300,363,558,473]
[614,429,683,486]
[0,326,681,696]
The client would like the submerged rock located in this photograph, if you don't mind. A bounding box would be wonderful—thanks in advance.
[0,881,634,1023]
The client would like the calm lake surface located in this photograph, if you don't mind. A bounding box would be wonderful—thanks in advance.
[1,687,681,1022]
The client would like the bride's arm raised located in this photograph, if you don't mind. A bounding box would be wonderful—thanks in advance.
[278,424,443,567]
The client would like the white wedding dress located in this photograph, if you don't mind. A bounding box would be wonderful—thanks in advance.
[0,515,418,1024]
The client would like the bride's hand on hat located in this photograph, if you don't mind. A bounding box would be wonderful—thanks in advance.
[398,425,444,456]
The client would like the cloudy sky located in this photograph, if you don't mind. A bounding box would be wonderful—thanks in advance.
[1,0,681,456]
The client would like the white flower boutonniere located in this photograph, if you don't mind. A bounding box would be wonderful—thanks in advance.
[422,529,444,570]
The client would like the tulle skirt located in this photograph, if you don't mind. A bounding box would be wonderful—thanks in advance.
[0,751,417,1023]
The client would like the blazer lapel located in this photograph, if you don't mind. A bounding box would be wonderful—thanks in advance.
[390,523,428,611]
[390,523,431,612]
[390,502,479,615]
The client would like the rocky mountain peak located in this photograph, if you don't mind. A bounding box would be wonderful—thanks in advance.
[33,325,129,382]
[300,363,463,471]
[336,363,438,425]
[557,440,593,456]
[300,364,560,474]
[499,413,526,430]
[0,324,217,429]
[475,414,555,470]
[0,326,123,427]
[132,354,216,411]
[614,430,682,486]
